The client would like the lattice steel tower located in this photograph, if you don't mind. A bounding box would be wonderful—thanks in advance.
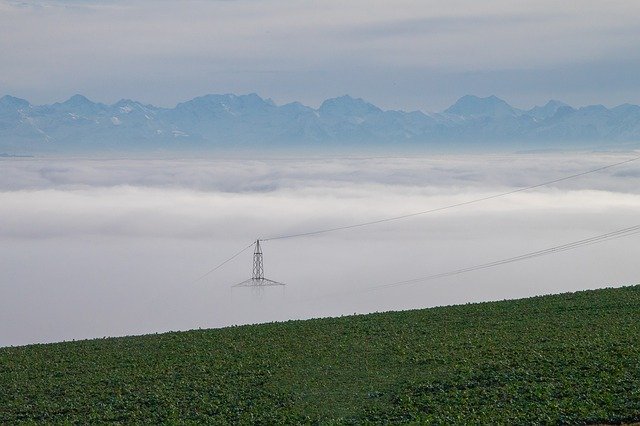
[234,240,285,287]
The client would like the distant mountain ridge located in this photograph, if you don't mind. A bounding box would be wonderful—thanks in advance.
[1,93,639,153]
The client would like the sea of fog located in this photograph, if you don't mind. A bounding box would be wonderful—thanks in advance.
[1,152,640,347]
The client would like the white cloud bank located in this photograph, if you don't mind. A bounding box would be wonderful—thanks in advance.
[1,153,639,346]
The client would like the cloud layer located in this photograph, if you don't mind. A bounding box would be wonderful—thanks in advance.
[1,153,639,346]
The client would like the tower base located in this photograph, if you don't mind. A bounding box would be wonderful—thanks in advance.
[233,277,285,287]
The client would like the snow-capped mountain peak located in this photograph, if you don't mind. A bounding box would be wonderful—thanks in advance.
[445,95,520,118]
[319,95,382,117]
[0,95,30,110]
[1,93,639,153]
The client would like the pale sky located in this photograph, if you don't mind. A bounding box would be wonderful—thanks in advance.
[1,0,639,111]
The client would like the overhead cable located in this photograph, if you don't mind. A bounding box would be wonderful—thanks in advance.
[192,241,256,284]
[373,224,640,290]
[262,155,640,241]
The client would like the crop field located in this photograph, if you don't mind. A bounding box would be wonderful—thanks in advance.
[1,285,640,424]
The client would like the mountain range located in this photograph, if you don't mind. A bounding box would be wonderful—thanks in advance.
[1,93,639,153]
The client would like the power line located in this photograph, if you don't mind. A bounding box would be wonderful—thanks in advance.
[194,154,639,283]
[262,155,640,241]
[296,224,640,305]
[192,241,256,284]
[372,224,640,290]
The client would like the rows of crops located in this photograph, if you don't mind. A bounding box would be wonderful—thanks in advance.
[2,285,640,423]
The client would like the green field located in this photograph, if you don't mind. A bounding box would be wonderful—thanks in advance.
[2,285,640,424]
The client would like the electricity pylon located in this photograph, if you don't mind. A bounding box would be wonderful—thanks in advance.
[233,240,285,287]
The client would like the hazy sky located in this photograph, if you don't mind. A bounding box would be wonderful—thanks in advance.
[2,153,639,346]
[1,0,640,110]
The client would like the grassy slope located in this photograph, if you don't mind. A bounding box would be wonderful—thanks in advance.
[1,285,640,424]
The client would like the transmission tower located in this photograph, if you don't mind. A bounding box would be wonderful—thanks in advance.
[234,240,285,287]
